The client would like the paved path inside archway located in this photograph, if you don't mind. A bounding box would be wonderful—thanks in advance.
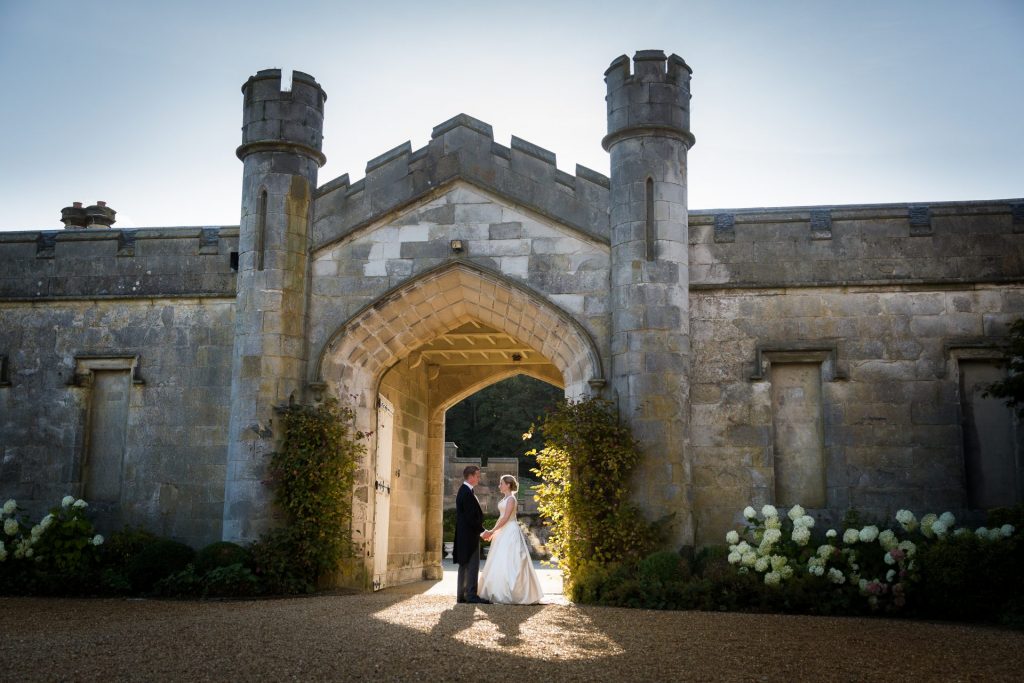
[3,583,1023,681]
[390,558,567,603]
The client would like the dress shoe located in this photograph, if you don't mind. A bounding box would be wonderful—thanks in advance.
[457,597,467,603]
[467,596,491,604]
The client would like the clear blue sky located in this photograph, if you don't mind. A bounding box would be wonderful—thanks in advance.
[0,0,1021,230]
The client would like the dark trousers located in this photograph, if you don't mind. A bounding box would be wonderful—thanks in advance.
[457,546,480,600]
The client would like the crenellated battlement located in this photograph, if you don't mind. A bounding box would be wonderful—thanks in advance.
[312,113,612,249]
[603,50,694,151]
[238,68,327,167]
[0,227,239,300]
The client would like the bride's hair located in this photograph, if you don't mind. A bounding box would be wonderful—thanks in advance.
[500,474,518,492]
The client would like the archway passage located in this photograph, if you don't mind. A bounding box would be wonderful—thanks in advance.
[315,262,603,589]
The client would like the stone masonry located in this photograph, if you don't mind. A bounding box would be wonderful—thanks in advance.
[0,50,1021,589]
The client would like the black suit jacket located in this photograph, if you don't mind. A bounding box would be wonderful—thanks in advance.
[453,483,484,564]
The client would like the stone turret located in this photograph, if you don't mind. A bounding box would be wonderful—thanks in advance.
[223,69,327,543]
[604,50,695,548]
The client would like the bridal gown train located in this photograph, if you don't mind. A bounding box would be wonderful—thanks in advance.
[478,496,544,604]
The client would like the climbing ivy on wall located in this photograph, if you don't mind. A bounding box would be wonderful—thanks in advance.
[529,397,660,601]
[985,317,1024,415]
[251,398,365,593]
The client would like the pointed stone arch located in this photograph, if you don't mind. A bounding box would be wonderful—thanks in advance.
[314,260,604,588]
[313,260,604,401]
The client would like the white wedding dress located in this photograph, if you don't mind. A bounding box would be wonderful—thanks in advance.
[478,496,544,605]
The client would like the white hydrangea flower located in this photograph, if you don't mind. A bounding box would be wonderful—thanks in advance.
[886,569,896,583]
[765,516,782,530]
[931,520,948,537]
[843,529,860,545]
[743,506,757,520]
[1,499,16,516]
[30,525,43,539]
[877,529,897,550]
[828,568,845,584]
[788,505,805,521]
[895,509,918,532]
[91,534,104,546]
[779,565,794,579]
[72,499,88,509]
[725,530,740,545]
[884,551,896,566]
[817,545,833,559]
[826,529,837,538]
[770,555,788,571]
[764,571,781,586]
[988,527,1002,541]
[1001,524,1015,538]
[798,515,815,529]
[741,552,757,567]
[61,495,75,508]
[736,541,751,554]
[858,578,869,593]
[727,551,742,564]
[40,514,54,530]
[761,504,778,519]
[975,526,989,538]
[25,548,33,558]
[809,564,825,577]
[897,540,916,557]
[939,511,955,528]
[921,513,938,538]
[754,556,770,573]
[3,518,18,536]
[858,526,879,543]
[807,556,823,569]
[792,526,811,546]
[764,528,782,544]
[953,527,969,537]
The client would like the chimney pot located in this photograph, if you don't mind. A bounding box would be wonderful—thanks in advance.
[83,202,116,229]
[73,202,82,208]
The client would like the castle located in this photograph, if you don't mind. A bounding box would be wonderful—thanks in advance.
[1,51,1021,590]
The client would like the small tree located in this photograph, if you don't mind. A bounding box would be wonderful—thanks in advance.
[984,318,1024,416]
[529,398,659,600]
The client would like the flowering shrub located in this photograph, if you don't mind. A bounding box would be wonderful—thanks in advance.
[0,495,105,594]
[529,398,661,601]
[725,503,1018,615]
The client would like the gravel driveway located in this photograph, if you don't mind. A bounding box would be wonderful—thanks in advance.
[3,587,1023,682]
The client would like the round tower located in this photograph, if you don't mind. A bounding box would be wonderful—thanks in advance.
[604,50,695,548]
[224,69,327,543]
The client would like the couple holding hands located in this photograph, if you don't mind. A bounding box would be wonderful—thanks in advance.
[453,466,544,605]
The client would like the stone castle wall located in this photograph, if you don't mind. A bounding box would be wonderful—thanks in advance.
[0,228,238,547]
[0,53,1021,565]
[308,181,612,382]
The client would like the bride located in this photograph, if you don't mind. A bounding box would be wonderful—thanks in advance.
[478,475,544,605]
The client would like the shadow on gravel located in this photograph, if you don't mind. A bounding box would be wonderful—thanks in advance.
[4,594,1024,681]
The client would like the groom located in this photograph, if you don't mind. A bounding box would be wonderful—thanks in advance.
[454,465,490,604]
